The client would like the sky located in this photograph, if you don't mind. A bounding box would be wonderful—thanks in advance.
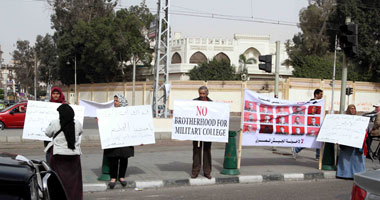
[0,0,309,64]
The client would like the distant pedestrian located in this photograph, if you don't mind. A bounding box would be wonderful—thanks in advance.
[45,104,83,200]
[104,94,134,189]
[336,104,366,179]
[191,86,213,179]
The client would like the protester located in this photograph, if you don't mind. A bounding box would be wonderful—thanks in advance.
[292,89,323,159]
[44,104,83,200]
[367,103,380,158]
[191,86,213,179]
[370,103,380,137]
[336,104,366,179]
[104,94,134,189]
[45,86,66,163]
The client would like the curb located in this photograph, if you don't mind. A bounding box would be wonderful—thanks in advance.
[84,171,336,192]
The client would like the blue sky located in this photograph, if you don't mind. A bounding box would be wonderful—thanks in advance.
[0,0,308,64]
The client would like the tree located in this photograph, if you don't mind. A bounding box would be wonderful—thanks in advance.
[50,1,154,84]
[35,34,59,85]
[49,0,118,84]
[189,57,238,81]
[12,40,35,94]
[328,0,380,82]
[286,1,335,60]
[113,5,154,82]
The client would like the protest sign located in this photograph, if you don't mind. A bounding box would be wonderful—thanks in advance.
[23,101,85,141]
[172,100,230,143]
[97,105,155,149]
[79,99,114,117]
[316,114,369,148]
[241,89,324,148]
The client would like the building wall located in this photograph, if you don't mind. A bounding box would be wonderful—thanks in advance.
[61,78,380,113]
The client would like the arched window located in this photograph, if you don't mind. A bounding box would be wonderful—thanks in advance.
[189,51,207,64]
[171,52,182,64]
[215,52,230,64]
[243,47,260,64]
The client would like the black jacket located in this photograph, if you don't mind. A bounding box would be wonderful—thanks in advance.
[193,97,213,102]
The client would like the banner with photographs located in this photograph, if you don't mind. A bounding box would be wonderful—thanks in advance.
[241,89,324,148]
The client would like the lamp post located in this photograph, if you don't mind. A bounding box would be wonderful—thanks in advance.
[74,55,77,105]
[67,55,77,105]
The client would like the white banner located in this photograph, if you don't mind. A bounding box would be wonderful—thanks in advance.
[172,100,230,143]
[22,101,85,141]
[317,114,369,148]
[79,99,114,117]
[97,105,155,149]
[242,89,324,148]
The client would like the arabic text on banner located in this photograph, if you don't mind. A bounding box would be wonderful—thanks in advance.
[242,89,324,147]
[97,105,155,149]
[172,100,230,143]
[316,114,369,148]
[23,101,85,141]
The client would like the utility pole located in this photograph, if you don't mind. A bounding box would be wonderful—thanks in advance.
[330,34,338,114]
[74,55,77,105]
[132,55,136,106]
[34,52,37,100]
[339,17,351,114]
[274,41,280,98]
[153,0,171,118]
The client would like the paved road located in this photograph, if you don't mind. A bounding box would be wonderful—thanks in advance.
[84,179,353,200]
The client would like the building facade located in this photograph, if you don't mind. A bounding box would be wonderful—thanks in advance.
[165,33,293,80]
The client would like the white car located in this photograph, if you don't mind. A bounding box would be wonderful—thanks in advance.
[351,170,380,200]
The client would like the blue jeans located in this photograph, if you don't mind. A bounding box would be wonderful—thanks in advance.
[295,147,320,158]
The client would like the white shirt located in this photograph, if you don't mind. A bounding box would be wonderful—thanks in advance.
[44,119,83,155]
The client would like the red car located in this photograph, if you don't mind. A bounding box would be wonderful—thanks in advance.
[0,102,27,129]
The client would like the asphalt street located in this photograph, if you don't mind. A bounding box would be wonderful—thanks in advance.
[84,179,353,200]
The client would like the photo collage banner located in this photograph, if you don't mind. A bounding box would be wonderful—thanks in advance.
[242,89,324,148]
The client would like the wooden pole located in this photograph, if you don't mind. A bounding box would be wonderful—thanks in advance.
[319,97,328,170]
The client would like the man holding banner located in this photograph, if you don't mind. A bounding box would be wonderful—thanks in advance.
[292,89,323,160]
[191,86,213,179]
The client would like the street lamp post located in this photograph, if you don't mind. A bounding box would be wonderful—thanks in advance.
[67,55,77,105]
[74,55,77,105]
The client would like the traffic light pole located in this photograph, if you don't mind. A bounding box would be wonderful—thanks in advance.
[339,54,347,114]
[339,17,351,114]
[274,41,280,98]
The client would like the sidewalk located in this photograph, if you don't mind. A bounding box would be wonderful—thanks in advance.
[24,140,380,192]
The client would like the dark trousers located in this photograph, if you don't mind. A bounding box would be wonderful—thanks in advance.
[192,141,212,176]
[108,157,129,179]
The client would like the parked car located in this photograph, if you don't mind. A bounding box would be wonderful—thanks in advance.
[351,170,380,200]
[0,152,67,200]
[0,102,27,130]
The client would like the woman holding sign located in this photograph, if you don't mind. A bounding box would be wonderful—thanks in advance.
[45,104,83,200]
[44,87,67,163]
[336,104,366,179]
[104,94,134,189]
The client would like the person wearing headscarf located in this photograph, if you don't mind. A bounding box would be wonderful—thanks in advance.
[45,104,83,200]
[336,104,366,179]
[44,86,67,163]
[50,86,66,103]
[104,94,134,189]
